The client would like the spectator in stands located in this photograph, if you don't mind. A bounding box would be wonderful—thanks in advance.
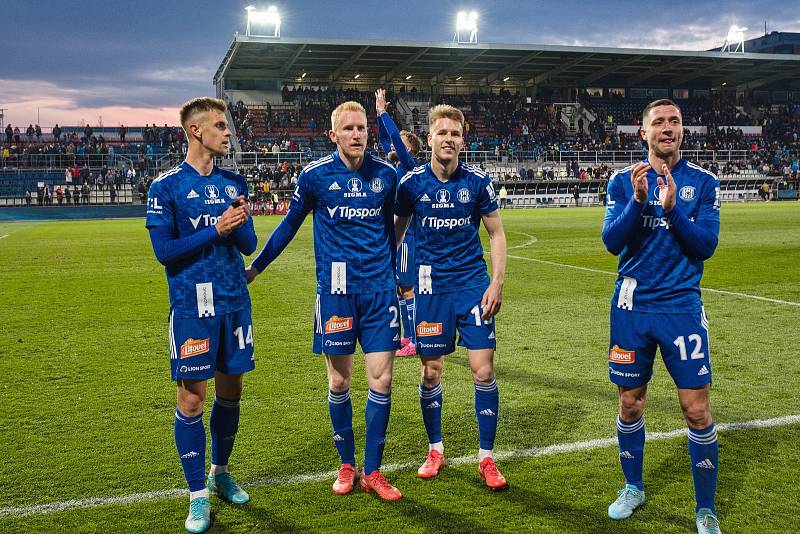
[13,126,21,143]
[55,185,64,205]
[26,125,35,143]
[499,185,508,208]
[72,184,80,205]
[43,184,51,206]
[571,183,580,206]
[118,124,127,143]
[52,124,61,143]
[6,124,13,143]
[83,124,93,142]
[24,190,32,206]
[759,181,771,201]
[81,183,90,204]
[34,125,42,142]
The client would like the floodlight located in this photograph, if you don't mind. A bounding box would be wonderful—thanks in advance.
[722,25,747,53]
[405,75,412,80]
[455,11,478,44]
[301,72,307,78]
[354,74,360,79]
[246,5,281,38]
[503,76,510,82]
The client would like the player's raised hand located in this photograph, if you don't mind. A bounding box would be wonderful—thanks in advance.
[375,88,388,116]
[630,162,651,203]
[244,265,259,284]
[481,280,503,319]
[657,163,677,212]
[233,195,250,221]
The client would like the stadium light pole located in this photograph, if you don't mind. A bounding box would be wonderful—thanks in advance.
[454,11,478,44]
[722,25,747,53]
[245,5,281,38]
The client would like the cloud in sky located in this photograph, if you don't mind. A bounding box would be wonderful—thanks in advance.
[1,0,797,126]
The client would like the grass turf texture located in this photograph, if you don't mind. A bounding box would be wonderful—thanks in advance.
[1,202,798,533]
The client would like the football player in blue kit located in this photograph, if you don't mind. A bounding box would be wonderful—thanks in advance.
[394,104,508,490]
[146,97,257,533]
[246,101,403,501]
[375,88,423,357]
[601,99,722,534]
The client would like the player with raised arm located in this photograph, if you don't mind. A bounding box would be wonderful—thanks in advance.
[375,88,423,357]
[146,97,257,533]
[601,99,722,534]
[394,104,508,489]
[246,101,403,501]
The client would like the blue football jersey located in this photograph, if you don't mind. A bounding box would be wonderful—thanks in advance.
[395,161,499,294]
[287,151,398,294]
[603,159,720,313]
[146,162,253,318]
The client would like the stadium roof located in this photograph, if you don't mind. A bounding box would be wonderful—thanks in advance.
[214,35,800,91]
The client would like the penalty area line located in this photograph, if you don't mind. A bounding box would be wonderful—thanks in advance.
[507,254,800,307]
[1,414,799,519]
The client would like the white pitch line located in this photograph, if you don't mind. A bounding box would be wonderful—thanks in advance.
[507,253,800,307]
[0,234,8,239]
[2,414,799,519]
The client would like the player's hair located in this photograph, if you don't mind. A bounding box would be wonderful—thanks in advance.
[179,97,226,128]
[330,101,366,130]
[642,99,682,124]
[428,104,465,129]
[400,130,423,156]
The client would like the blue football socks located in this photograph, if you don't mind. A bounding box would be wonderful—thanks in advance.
[616,415,645,491]
[419,382,443,444]
[474,379,499,450]
[174,409,206,492]
[364,389,391,475]
[688,423,719,513]
[209,396,240,469]
[328,389,356,466]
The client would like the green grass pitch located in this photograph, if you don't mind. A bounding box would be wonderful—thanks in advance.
[1,202,798,533]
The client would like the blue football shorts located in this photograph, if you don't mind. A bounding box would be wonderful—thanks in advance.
[608,306,712,389]
[313,290,401,356]
[395,237,416,288]
[169,307,255,381]
[414,284,496,357]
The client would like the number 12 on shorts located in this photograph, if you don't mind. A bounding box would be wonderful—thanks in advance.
[234,325,254,350]
[674,334,704,361]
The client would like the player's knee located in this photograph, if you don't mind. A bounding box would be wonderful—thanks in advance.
[329,374,351,392]
[619,396,645,421]
[471,363,494,385]
[421,359,443,386]
[177,398,204,417]
[370,372,393,393]
[681,402,711,428]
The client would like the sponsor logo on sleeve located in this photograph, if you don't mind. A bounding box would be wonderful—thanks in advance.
[180,338,210,359]
[609,345,635,364]
[416,321,443,337]
[325,315,353,334]
[457,188,471,203]
[370,178,384,193]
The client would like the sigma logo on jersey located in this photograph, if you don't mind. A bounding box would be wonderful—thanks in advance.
[225,185,238,199]
[432,189,454,208]
[421,215,472,229]
[204,185,226,204]
[325,315,353,334]
[641,215,671,229]
[186,189,199,199]
[345,177,367,198]
[189,214,219,229]
[180,338,210,359]
[327,205,383,219]
[416,321,443,337]
[679,185,696,201]
[457,188,471,203]
[609,345,635,364]
[370,178,384,193]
